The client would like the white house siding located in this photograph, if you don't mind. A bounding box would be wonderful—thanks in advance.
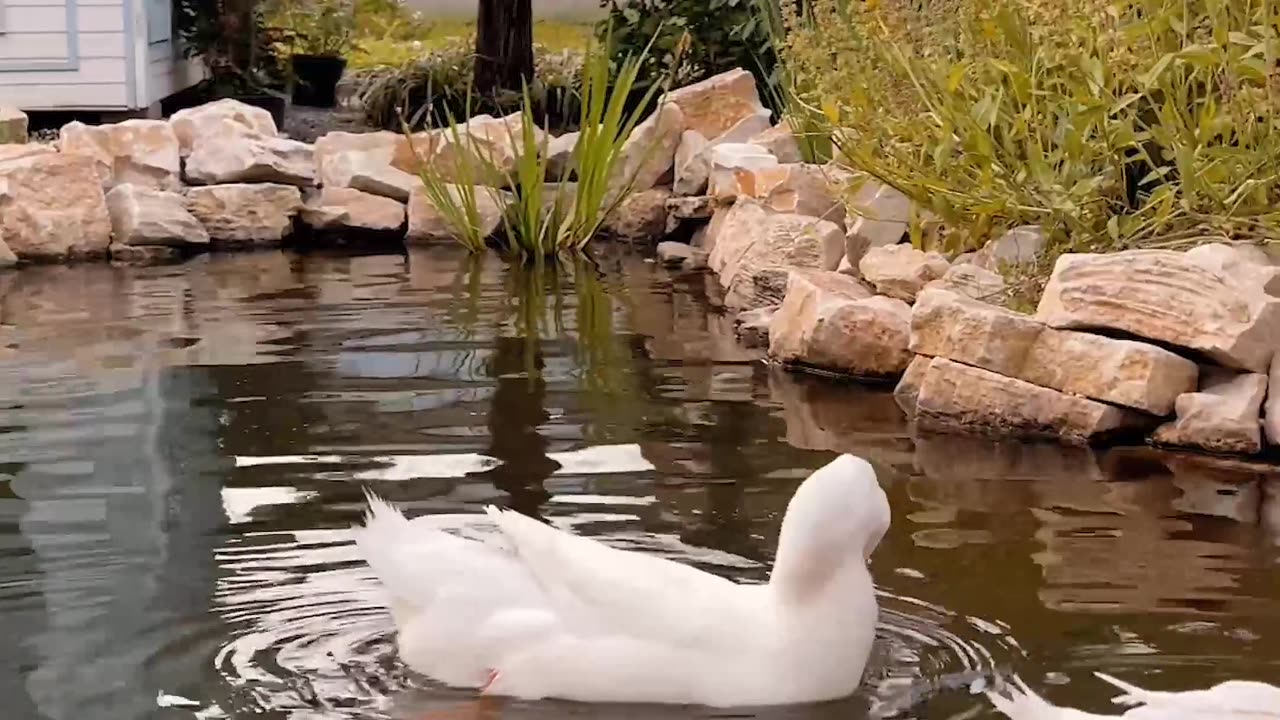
[0,0,132,110]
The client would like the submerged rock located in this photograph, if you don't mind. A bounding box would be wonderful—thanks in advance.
[1037,248,1280,373]
[915,357,1152,445]
[859,244,950,302]
[0,153,112,260]
[105,185,210,247]
[1153,369,1267,455]
[108,243,183,265]
[59,120,182,191]
[657,240,695,268]
[893,354,930,416]
[735,305,778,349]
[769,269,911,378]
[184,183,303,246]
[169,98,279,157]
[301,187,406,232]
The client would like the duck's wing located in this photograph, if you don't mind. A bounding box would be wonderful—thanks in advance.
[484,505,765,652]
[1097,673,1280,716]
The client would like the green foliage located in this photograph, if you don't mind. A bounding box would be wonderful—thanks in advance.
[351,41,584,131]
[786,0,1280,267]
[599,0,780,108]
[267,0,355,57]
[176,0,287,94]
[406,32,665,260]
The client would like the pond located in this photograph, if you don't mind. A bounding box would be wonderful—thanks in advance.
[0,245,1277,720]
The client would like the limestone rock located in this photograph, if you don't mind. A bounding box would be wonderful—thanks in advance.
[105,185,210,247]
[0,144,55,163]
[1153,369,1267,454]
[184,184,302,246]
[0,238,16,268]
[406,185,508,244]
[169,98,278,156]
[911,288,1199,415]
[846,182,912,258]
[1037,249,1280,373]
[602,188,672,242]
[0,107,27,144]
[769,269,911,377]
[58,120,181,190]
[313,130,400,188]
[710,200,845,309]
[546,131,579,180]
[674,109,774,196]
[301,187,406,232]
[0,153,112,260]
[612,103,684,193]
[666,195,716,220]
[915,357,1151,444]
[426,113,541,186]
[860,244,950,302]
[706,143,778,199]
[109,243,183,265]
[711,162,846,229]
[926,263,1005,301]
[894,354,930,415]
[736,305,778,349]
[349,164,419,202]
[1184,242,1280,296]
[977,225,1045,269]
[750,123,802,164]
[664,68,768,140]
[657,241,695,268]
[1268,354,1280,447]
[186,122,316,187]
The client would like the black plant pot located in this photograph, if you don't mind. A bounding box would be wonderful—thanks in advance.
[234,94,288,129]
[291,54,348,108]
[161,84,287,129]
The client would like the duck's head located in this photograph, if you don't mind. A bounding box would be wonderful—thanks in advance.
[771,455,890,599]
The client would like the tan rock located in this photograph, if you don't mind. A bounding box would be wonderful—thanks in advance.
[169,98,278,156]
[911,287,1198,415]
[426,113,537,186]
[314,130,400,188]
[977,224,1045,269]
[711,200,845,309]
[706,142,778,199]
[769,269,911,377]
[301,187,406,232]
[612,103,684,193]
[602,187,672,242]
[1153,369,1267,454]
[846,182,912,258]
[58,120,181,190]
[108,243,182,265]
[0,144,54,164]
[666,195,716,220]
[926,263,1005,302]
[105,184,210,246]
[406,185,508,245]
[894,354,930,415]
[1036,249,1280,373]
[0,237,17,268]
[735,305,778,349]
[859,244,950,302]
[709,162,845,229]
[546,131,579,180]
[186,122,315,187]
[915,357,1151,444]
[0,153,112,260]
[664,68,768,140]
[0,107,27,144]
[674,109,774,196]
[1268,354,1280,446]
[656,241,696,268]
[349,164,419,202]
[1184,242,1280,296]
[184,184,302,246]
[750,123,802,163]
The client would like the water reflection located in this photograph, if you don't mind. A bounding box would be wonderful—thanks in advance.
[0,247,1275,720]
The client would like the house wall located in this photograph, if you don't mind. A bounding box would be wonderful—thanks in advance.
[0,0,134,110]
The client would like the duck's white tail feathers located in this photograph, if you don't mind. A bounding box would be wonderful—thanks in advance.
[987,678,1112,720]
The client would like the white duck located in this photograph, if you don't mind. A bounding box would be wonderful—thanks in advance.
[351,454,889,706]
[989,673,1280,719]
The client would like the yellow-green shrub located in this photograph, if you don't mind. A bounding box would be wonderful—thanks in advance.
[785,0,1280,262]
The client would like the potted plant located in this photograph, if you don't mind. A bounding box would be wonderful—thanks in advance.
[173,0,290,125]
[279,0,356,108]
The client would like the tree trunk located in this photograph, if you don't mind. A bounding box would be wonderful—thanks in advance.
[473,0,534,97]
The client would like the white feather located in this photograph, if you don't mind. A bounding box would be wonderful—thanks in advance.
[351,454,889,706]
[988,673,1280,720]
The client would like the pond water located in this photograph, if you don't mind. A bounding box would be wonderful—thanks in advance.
[0,246,1278,720]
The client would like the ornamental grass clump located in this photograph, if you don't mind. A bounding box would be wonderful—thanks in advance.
[784,0,1280,266]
